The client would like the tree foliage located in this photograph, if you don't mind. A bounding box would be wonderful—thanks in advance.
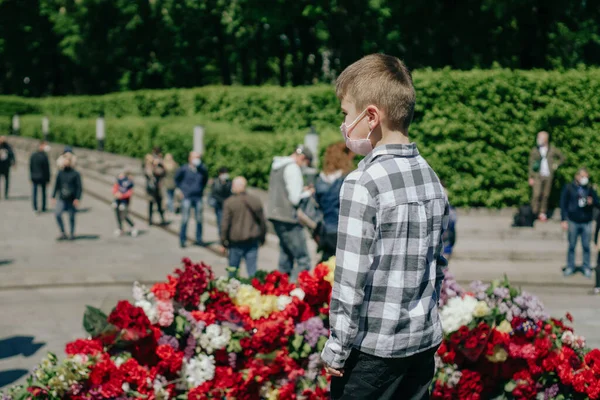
[1,0,599,96]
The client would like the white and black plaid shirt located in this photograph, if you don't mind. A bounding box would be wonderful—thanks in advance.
[321,143,449,369]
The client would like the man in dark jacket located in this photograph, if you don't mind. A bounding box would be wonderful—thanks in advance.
[221,176,267,277]
[560,167,599,277]
[52,153,82,240]
[210,166,232,237]
[175,151,209,247]
[0,136,16,199]
[30,141,51,213]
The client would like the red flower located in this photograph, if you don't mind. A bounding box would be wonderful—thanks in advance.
[173,258,213,308]
[89,358,123,398]
[156,344,184,376]
[151,275,177,301]
[191,310,217,326]
[108,300,152,341]
[457,370,483,400]
[119,358,149,390]
[65,338,103,355]
[512,370,536,400]
[566,312,574,323]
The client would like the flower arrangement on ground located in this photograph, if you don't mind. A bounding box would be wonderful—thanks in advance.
[2,258,598,400]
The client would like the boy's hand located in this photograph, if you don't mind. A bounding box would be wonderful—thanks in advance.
[325,365,344,377]
[73,199,80,208]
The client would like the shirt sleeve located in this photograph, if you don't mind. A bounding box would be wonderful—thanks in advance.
[436,200,451,297]
[283,163,304,206]
[321,177,376,369]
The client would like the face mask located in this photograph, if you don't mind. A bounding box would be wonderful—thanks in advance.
[340,109,374,156]
[579,177,589,186]
[192,158,201,167]
[537,139,545,147]
[44,145,51,152]
[219,173,229,181]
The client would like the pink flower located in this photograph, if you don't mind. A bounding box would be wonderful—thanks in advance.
[157,300,174,327]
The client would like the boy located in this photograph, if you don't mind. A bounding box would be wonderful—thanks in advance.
[112,169,138,237]
[321,54,449,400]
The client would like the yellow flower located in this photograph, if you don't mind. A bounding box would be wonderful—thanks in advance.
[473,301,491,317]
[266,388,279,400]
[496,320,513,334]
[486,346,508,363]
[233,285,279,320]
[323,256,336,284]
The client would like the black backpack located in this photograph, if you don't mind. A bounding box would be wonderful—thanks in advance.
[513,204,535,227]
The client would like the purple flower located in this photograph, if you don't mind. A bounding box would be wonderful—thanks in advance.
[183,334,196,360]
[440,269,465,306]
[544,384,559,400]
[228,352,237,369]
[306,352,322,381]
[493,287,510,300]
[158,334,179,350]
[295,317,328,347]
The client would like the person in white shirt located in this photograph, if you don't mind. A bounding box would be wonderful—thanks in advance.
[529,131,565,222]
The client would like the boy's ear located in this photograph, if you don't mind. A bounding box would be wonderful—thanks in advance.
[366,105,381,129]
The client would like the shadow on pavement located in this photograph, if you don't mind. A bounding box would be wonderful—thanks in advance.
[0,336,45,359]
[72,234,100,241]
[0,259,14,267]
[4,195,29,201]
[77,207,92,213]
[0,369,29,388]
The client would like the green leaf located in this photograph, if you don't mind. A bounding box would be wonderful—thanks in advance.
[175,315,187,337]
[316,336,328,352]
[291,334,304,351]
[83,305,109,337]
[504,381,516,392]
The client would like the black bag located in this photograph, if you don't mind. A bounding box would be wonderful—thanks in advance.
[513,204,535,227]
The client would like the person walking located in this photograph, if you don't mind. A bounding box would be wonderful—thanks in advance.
[529,131,565,221]
[0,136,16,199]
[321,54,448,400]
[314,142,354,262]
[210,166,232,236]
[112,169,138,237]
[266,145,313,281]
[29,141,51,213]
[221,176,267,278]
[163,153,178,214]
[175,151,209,248]
[51,153,82,241]
[144,153,166,226]
[560,167,599,278]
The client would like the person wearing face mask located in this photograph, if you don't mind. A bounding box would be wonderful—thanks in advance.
[209,166,232,237]
[529,131,565,222]
[560,168,599,278]
[0,136,16,199]
[266,144,314,281]
[175,151,209,248]
[321,54,448,400]
[51,153,82,241]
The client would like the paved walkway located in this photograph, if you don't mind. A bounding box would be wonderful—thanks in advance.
[1,137,599,389]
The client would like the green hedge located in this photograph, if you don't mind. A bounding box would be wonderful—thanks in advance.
[7,69,600,207]
[17,115,335,189]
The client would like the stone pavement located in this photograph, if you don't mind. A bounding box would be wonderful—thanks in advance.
[1,137,600,389]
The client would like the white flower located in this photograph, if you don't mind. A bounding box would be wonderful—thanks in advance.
[122,382,130,392]
[277,295,293,311]
[71,354,88,365]
[199,324,232,354]
[135,299,159,324]
[184,354,215,387]
[290,288,305,301]
[132,282,147,302]
[114,356,126,367]
[439,295,478,334]
[561,331,586,349]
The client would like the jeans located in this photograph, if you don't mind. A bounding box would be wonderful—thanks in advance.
[55,199,76,236]
[228,240,259,278]
[180,198,203,245]
[0,170,9,198]
[331,347,437,400]
[114,201,134,230]
[272,221,311,281]
[148,192,165,224]
[166,189,175,213]
[32,182,47,211]
[567,220,592,270]
[215,205,223,236]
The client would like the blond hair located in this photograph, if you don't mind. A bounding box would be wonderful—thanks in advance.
[336,54,416,131]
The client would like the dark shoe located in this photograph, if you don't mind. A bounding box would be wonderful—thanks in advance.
[195,241,205,247]
[69,235,76,241]
[180,242,187,248]
[57,234,68,241]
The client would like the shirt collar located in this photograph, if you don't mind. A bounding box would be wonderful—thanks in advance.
[359,143,419,169]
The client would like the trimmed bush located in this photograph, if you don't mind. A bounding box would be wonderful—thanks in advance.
[7,68,600,206]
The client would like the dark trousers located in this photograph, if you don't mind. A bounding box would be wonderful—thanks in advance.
[32,182,47,211]
[115,201,134,230]
[0,170,9,198]
[228,240,259,278]
[331,347,438,400]
[531,176,553,215]
[55,199,76,236]
[148,193,165,224]
[271,221,311,281]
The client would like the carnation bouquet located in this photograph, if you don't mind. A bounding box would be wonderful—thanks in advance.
[2,259,599,400]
